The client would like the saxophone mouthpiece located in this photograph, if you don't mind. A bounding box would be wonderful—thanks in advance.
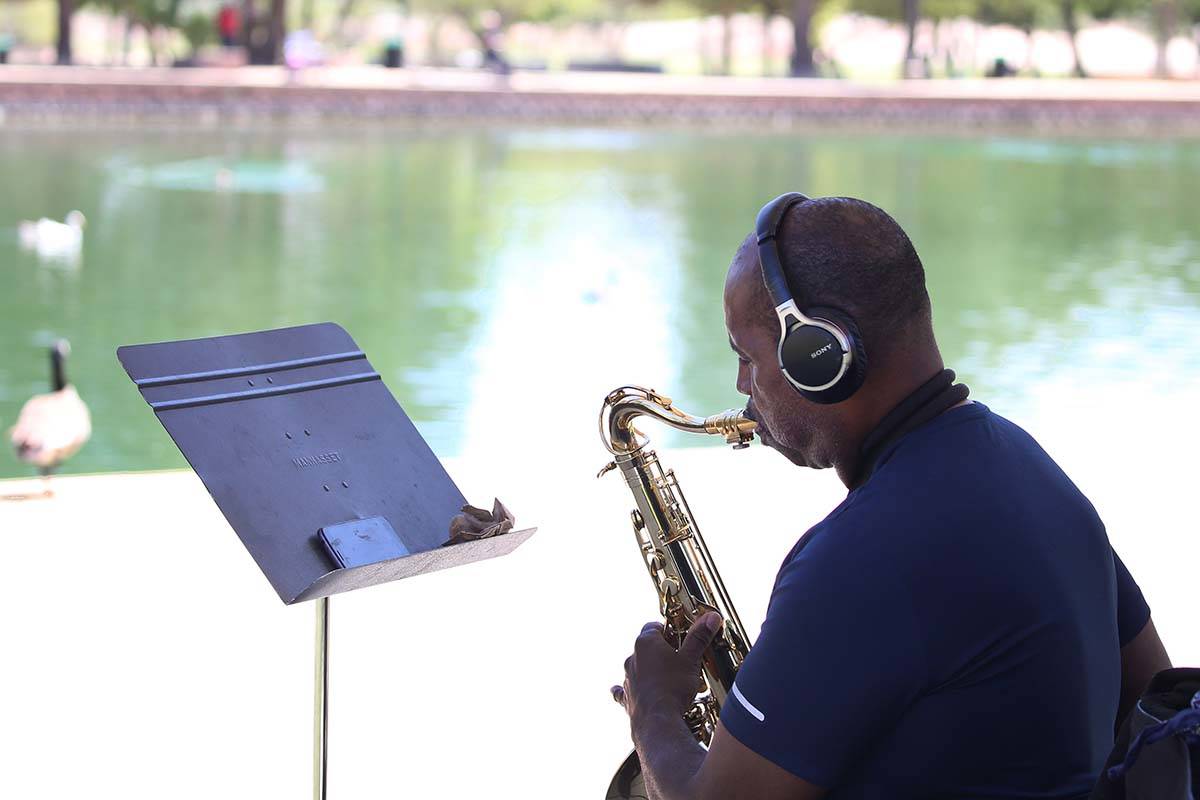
[704,410,757,449]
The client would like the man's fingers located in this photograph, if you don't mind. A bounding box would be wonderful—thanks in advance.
[640,621,664,637]
[679,612,723,664]
[611,685,626,707]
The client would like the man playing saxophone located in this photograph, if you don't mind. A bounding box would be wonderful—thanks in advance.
[612,194,1171,799]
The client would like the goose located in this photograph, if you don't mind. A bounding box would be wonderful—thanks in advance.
[9,340,92,493]
[18,210,87,263]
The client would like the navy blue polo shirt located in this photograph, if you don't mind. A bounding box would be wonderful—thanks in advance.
[720,402,1150,798]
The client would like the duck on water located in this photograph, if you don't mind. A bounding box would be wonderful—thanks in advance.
[8,340,92,497]
[18,210,86,265]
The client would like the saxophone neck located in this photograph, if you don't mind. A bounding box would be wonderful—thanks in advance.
[599,386,756,456]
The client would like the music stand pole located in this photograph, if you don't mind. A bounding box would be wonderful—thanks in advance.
[314,596,329,800]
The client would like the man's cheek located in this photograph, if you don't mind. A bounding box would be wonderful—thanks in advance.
[756,414,783,450]
[755,426,776,449]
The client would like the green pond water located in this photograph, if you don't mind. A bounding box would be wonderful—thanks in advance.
[1,125,1198,478]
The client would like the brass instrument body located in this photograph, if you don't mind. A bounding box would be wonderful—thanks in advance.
[600,386,756,766]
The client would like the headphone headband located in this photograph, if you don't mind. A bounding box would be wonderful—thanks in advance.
[755,192,810,309]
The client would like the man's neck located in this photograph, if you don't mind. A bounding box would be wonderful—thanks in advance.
[834,360,951,489]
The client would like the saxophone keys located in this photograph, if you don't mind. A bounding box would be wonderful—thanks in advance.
[643,548,661,570]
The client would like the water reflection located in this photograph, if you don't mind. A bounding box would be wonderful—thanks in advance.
[0,126,1197,478]
[122,157,325,194]
[461,189,683,469]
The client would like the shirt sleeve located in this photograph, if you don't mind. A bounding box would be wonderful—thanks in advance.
[1112,548,1150,647]
[718,527,927,789]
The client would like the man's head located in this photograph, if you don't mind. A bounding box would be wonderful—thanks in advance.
[724,196,941,479]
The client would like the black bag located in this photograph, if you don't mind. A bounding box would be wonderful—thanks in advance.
[1091,668,1200,800]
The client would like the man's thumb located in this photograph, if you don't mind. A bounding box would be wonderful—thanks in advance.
[679,612,723,664]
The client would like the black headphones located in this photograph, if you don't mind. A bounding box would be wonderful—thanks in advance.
[755,192,868,405]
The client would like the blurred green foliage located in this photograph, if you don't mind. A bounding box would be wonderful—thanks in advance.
[3,0,1196,73]
[3,0,58,46]
[842,0,1198,77]
[88,0,184,32]
[180,11,215,49]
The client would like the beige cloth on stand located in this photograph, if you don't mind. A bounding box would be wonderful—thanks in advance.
[443,498,514,546]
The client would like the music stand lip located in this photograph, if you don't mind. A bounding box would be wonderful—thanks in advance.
[294,527,537,604]
[118,322,535,605]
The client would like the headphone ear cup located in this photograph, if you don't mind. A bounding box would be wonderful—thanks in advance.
[794,306,868,405]
[779,322,842,390]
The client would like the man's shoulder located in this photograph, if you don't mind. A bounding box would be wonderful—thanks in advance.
[878,402,1033,470]
[785,402,1101,576]
[871,402,1084,507]
[781,488,926,582]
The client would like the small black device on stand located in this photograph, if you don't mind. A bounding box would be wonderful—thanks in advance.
[118,322,535,799]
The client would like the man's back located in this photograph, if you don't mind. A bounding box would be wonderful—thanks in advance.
[720,403,1143,798]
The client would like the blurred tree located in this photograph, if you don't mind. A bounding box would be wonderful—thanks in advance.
[790,0,818,74]
[758,0,781,73]
[181,12,214,54]
[1188,0,1200,68]
[668,0,788,74]
[575,0,669,63]
[1149,0,1179,75]
[89,0,186,63]
[57,0,72,63]
[977,0,1042,70]
[845,0,909,63]
[692,0,749,73]
[1085,0,1181,78]
[413,0,603,62]
[321,0,365,46]
[1063,0,1140,76]
[846,0,975,74]
[1058,0,1086,75]
[903,0,918,65]
[241,0,286,63]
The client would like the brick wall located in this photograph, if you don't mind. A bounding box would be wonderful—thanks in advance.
[1,78,1198,133]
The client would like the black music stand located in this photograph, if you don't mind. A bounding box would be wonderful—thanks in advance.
[118,322,534,799]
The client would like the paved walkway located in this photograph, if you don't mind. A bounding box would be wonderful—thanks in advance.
[1,64,1199,101]
[1,454,827,799]
[0,444,1195,797]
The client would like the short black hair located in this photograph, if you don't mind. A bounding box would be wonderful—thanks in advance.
[776,196,933,357]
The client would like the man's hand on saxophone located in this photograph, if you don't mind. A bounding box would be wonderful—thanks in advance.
[610,614,821,800]
[612,614,722,724]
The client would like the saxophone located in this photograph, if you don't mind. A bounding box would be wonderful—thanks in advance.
[598,386,757,800]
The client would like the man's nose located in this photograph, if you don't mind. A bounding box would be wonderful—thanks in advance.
[736,364,751,396]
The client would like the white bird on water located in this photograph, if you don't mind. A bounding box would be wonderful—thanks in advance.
[9,340,92,495]
[18,210,87,263]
